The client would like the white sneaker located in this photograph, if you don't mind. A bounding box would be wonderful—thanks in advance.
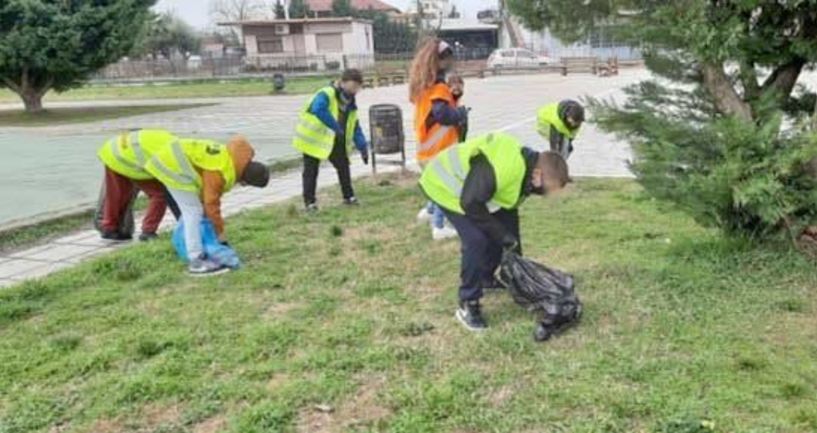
[432,225,458,241]
[417,207,432,224]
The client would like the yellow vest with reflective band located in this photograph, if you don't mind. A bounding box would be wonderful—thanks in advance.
[144,139,236,193]
[97,129,177,180]
[420,132,527,215]
[292,86,358,160]
[537,103,579,140]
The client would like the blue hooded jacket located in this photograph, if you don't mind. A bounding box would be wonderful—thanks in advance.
[309,86,368,154]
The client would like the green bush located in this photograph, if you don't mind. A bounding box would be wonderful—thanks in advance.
[589,87,817,241]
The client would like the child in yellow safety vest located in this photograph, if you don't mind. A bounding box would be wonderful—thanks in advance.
[144,135,270,276]
[536,100,585,160]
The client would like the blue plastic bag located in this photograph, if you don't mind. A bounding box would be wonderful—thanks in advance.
[172,218,241,269]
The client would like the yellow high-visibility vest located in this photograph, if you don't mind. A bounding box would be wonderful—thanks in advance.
[420,132,527,214]
[144,139,236,193]
[292,86,358,160]
[97,129,178,180]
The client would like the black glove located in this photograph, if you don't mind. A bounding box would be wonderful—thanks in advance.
[457,106,470,127]
[361,151,369,165]
[220,240,230,247]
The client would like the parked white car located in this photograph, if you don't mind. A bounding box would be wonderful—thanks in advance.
[487,48,553,69]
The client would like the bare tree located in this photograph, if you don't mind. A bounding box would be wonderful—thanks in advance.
[210,0,266,42]
[209,0,266,24]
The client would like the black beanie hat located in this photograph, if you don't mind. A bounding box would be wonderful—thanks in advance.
[559,100,585,127]
[241,161,270,188]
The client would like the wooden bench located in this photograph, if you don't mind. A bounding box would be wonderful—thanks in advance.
[561,57,599,76]
[370,67,408,87]
[597,57,620,77]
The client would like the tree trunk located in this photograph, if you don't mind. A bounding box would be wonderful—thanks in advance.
[701,62,753,122]
[20,88,44,113]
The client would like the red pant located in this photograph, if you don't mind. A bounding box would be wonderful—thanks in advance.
[101,168,168,234]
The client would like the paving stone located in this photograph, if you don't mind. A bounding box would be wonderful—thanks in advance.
[9,262,74,281]
[0,259,50,279]
[54,230,99,244]
[14,244,100,262]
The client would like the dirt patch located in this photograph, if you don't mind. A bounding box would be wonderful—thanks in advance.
[267,373,292,391]
[142,403,183,426]
[488,384,516,408]
[193,414,228,433]
[263,302,302,319]
[295,376,392,433]
[82,418,124,433]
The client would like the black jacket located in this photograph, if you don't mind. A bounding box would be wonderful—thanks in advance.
[460,147,539,243]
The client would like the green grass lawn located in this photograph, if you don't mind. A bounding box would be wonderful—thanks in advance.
[0,76,333,104]
[0,104,214,127]
[1,177,816,433]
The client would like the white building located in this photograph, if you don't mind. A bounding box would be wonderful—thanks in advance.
[220,18,375,71]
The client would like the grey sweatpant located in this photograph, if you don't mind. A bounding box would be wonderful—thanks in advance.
[168,188,203,260]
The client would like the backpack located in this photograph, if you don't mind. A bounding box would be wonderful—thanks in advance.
[497,251,582,342]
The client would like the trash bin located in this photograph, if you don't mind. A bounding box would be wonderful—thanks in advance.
[368,104,405,174]
[272,73,286,92]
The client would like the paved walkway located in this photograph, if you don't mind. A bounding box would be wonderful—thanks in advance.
[0,70,646,288]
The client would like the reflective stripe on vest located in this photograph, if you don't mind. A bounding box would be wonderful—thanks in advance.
[148,141,200,187]
[109,134,144,174]
[429,139,509,212]
[129,131,147,167]
[108,131,148,174]
[294,132,327,148]
[419,125,453,154]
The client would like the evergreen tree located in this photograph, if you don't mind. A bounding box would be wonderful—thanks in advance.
[273,0,286,19]
[354,9,417,54]
[509,0,817,241]
[288,0,311,18]
[0,0,155,112]
[331,0,354,17]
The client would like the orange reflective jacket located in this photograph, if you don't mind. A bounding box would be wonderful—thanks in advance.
[414,83,461,163]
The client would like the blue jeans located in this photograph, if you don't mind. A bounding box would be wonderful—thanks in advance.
[426,202,446,229]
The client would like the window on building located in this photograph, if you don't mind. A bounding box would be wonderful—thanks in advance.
[316,33,343,52]
[257,37,284,54]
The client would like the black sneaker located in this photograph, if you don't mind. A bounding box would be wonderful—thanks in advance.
[305,203,319,214]
[343,197,360,206]
[456,300,488,331]
[101,231,132,242]
[138,232,158,242]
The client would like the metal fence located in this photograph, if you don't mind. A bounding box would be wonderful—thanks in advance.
[90,46,641,83]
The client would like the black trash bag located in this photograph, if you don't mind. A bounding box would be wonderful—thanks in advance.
[497,251,582,342]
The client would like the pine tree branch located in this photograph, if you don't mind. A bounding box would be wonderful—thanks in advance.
[738,61,759,100]
[701,62,753,121]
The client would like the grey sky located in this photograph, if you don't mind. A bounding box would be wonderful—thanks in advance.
[154,0,498,29]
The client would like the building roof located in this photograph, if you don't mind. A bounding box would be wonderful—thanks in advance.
[306,0,401,13]
[218,17,373,26]
[437,18,499,32]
